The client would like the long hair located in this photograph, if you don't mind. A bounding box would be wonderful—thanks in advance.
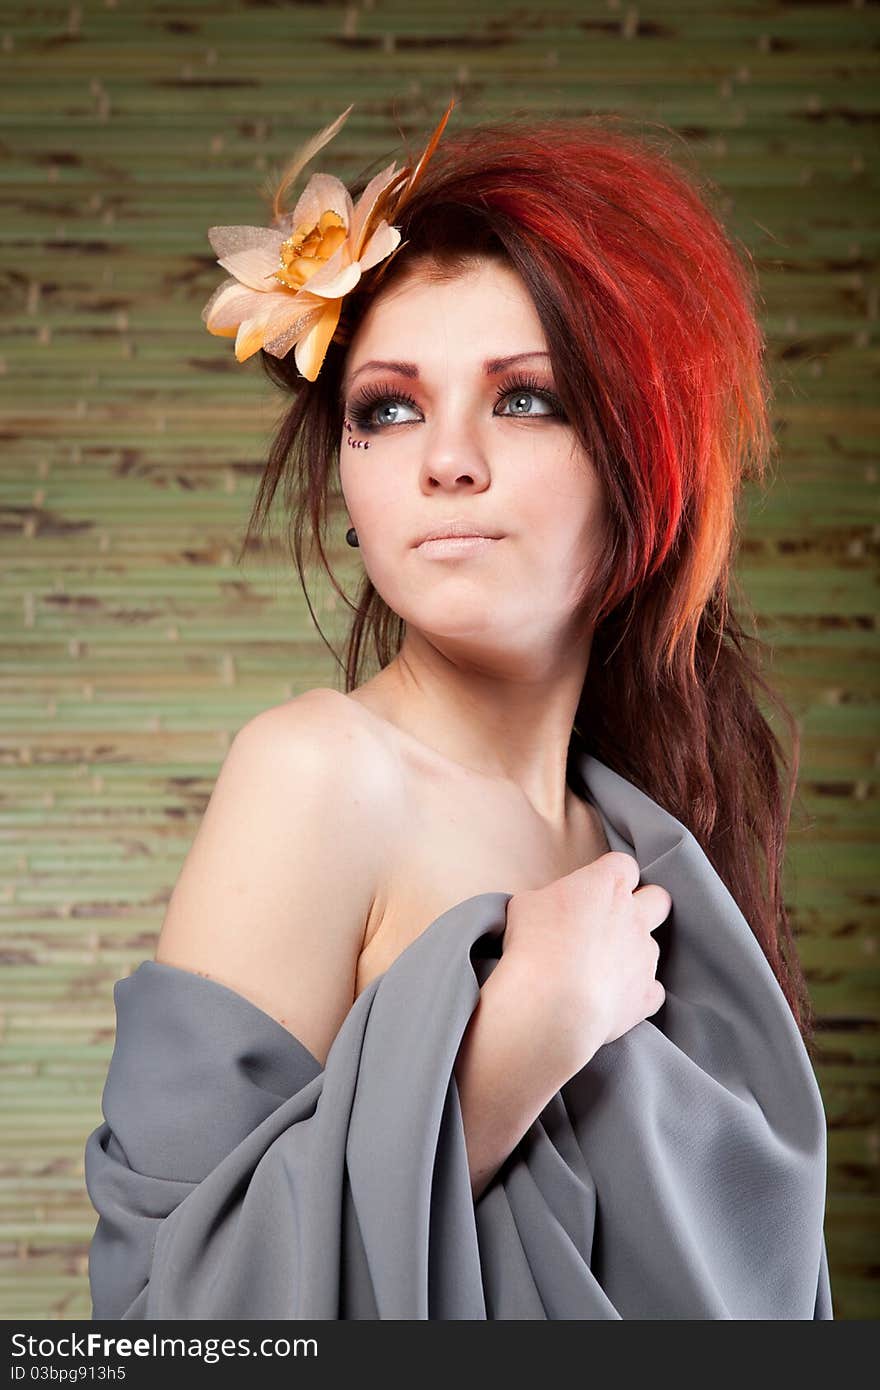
[240,110,816,1054]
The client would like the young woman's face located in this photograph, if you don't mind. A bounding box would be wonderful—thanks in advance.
[339,257,607,658]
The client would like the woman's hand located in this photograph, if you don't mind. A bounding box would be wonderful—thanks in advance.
[502,852,671,1072]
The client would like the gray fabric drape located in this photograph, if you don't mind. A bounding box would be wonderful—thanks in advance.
[84,750,833,1319]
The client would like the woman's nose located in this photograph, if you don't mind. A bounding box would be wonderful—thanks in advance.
[417,425,492,492]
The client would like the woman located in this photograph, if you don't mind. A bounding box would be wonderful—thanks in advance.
[84,101,832,1319]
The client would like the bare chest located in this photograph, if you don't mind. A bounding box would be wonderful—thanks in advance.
[353,772,611,1001]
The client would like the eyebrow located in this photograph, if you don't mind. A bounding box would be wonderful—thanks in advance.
[342,350,551,398]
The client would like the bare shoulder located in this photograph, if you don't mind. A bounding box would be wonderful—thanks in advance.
[249,685,391,751]
[154,687,401,1066]
[242,687,407,811]
[239,686,364,762]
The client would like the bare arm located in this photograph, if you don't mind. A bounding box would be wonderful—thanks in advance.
[153,692,392,1067]
[455,855,669,1201]
[454,943,597,1202]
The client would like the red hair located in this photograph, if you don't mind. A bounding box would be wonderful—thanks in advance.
[245,110,815,1051]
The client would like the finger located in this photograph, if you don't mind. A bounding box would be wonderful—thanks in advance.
[647,980,666,1015]
[600,851,642,894]
[634,881,673,928]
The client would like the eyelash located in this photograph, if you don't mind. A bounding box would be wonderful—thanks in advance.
[344,372,567,434]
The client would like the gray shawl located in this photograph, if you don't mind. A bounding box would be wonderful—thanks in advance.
[84,750,833,1319]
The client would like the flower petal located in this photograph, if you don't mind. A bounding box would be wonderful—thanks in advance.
[293,302,342,380]
[207,224,282,258]
[201,276,244,328]
[356,220,402,273]
[207,226,288,293]
[301,255,362,300]
[202,278,289,333]
[216,238,293,293]
[234,312,274,362]
[287,172,354,238]
[347,161,400,258]
[204,321,238,340]
[260,288,323,335]
[233,291,326,364]
[261,300,329,362]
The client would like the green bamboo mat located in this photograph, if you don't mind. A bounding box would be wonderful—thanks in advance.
[1,0,878,1321]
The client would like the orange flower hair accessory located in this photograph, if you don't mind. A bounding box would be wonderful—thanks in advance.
[201,99,456,381]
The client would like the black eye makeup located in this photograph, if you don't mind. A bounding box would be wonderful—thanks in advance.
[343,371,567,435]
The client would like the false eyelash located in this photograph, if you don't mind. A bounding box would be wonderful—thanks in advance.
[345,372,567,433]
[346,380,420,433]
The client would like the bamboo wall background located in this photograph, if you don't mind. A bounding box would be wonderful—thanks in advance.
[1,0,877,1321]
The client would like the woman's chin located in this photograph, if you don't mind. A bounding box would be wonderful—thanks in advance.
[396,607,504,642]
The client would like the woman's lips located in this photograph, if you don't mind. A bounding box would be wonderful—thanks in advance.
[415,536,503,558]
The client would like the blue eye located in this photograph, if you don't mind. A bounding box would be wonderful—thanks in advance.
[345,385,420,434]
[495,388,555,417]
[362,397,420,429]
[493,371,566,419]
[344,372,566,434]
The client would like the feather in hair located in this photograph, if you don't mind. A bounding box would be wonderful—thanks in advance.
[345,96,458,301]
[364,97,458,237]
[263,104,355,225]
[393,96,456,216]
